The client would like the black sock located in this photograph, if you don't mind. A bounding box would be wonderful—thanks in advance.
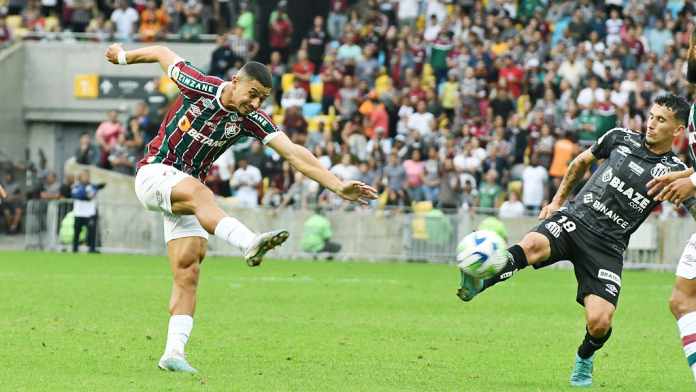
[482,245,529,290]
[577,327,612,359]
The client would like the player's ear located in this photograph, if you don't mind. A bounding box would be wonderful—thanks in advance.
[675,124,686,137]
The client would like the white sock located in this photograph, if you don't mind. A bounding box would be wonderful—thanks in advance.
[164,314,193,357]
[214,216,256,250]
[677,312,696,382]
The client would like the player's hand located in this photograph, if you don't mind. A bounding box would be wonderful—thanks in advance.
[653,177,696,205]
[105,43,124,64]
[647,170,691,197]
[336,181,379,204]
[0,184,6,199]
[538,200,561,220]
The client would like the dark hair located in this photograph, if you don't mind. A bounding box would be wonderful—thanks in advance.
[653,94,690,126]
[239,61,272,89]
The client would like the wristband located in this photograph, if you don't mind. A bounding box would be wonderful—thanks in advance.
[117,50,128,65]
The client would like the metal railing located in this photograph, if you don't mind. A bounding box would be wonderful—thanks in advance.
[20,199,696,269]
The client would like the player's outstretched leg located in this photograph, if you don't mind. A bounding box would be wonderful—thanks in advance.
[171,178,289,266]
[570,295,615,387]
[457,235,545,302]
[158,237,205,373]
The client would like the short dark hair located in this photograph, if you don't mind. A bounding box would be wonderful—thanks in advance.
[239,61,272,89]
[653,94,690,126]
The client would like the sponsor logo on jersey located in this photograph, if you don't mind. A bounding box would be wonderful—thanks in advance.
[600,168,650,212]
[583,193,594,204]
[202,98,215,109]
[650,163,670,178]
[224,122,242,139]
[598,268,622,286]
[628,161,645,176]
[604,283,618,297]
[178,116,192,132]
[188,105,202,116]
[545,222,562,238]
[170,66,180,80]
[623,135,641,148]
[177,73,216,94]
[248,111,269,127]
[590,200,629,228]
[186,128,227,147]
[616,145,632,156]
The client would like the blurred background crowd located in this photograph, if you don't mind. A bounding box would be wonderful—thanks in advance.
[2,0,696,236]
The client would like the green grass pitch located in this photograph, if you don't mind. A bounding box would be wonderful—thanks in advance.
[0,250,692,391]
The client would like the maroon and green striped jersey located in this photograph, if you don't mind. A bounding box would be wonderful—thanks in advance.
[688,104,696,167]
[138,59,280,180]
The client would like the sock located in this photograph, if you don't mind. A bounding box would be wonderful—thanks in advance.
[482,244,529,290]
[577,326,612,359]
[214,216,256,250]
[164,315,193,357]
[677,312,696,381]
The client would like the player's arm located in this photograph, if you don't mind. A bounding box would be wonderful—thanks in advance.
[105,43,180,73]
[267,132,378,203]
[687,27,696,85]
[538,149,597,219]
[0,184,6,199]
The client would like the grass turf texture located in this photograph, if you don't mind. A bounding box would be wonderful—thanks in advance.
[0,250,692,391]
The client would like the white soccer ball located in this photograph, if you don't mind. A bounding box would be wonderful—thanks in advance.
[456,230,508,279]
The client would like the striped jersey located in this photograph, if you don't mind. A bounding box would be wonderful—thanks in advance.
[688,104,696,166]
[137,59,280,180]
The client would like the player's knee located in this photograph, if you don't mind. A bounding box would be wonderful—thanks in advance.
[176,263,200,288]
[669,290,691,319]
[587,311,613,336]
[518,233,549,264]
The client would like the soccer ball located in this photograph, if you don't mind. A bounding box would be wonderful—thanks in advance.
[456,230,508,279]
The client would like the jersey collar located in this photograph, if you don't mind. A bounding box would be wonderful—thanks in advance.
[215,82,235,114]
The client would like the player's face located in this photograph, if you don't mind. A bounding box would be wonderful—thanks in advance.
[645,104,682,148]
[230,77,271,116]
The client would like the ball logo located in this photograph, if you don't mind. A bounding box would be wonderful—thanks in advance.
[224,122,241,138]
[650,163,670,178]
[601,168,613,182]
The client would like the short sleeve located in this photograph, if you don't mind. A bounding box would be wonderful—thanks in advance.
[242,110,282,144]
[168,60,222,100]
[590,128,626,160]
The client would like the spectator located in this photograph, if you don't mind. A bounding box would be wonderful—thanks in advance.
[110,0,139,41]
[40,171,62,200]
[499,191,525,219]
[59,174,75,199]
[230,157,261,208]
[0,16,12,45]
[478,169,503,213]
[227,25,258,61]
[268,8,292,61]
[0,172,24,234]
[75,132,100,166]
[521,154,548,214]
[209,34,238,78]
[235,1,254,40]
[301,206,341,256]
[304,15,328,71]
[408,100,435,138]
[71,170,99,253]
[438,158,460,211]
[95,110,125,169]
[403,148,426,201]
[108,133,135,175]
[330,153,360,182]
[292,49,315,99]
[180,14,203,42]
[139,0,168,42]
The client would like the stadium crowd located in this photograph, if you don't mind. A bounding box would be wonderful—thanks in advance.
[3,0,696,232]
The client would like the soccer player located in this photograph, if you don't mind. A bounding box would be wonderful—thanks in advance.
[458,94,695,387]
[646,28,696,385]
[105,43,377,373]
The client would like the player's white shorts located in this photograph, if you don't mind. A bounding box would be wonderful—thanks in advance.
[677,233,696,279]
[134,163,208,243]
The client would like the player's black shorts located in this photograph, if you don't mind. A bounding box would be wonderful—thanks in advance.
[531,212,624,307]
